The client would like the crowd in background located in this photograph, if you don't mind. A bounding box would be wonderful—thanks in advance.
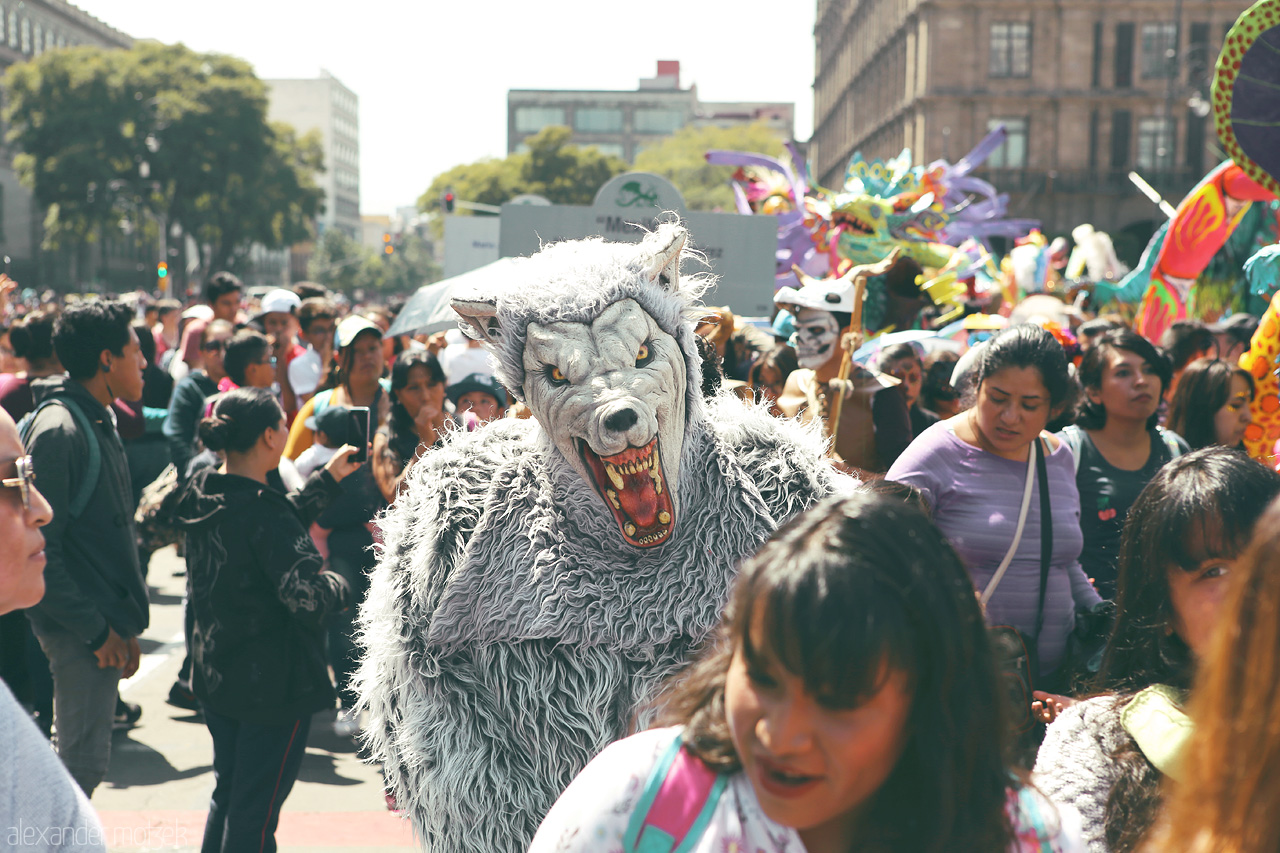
[0,264,1279,852]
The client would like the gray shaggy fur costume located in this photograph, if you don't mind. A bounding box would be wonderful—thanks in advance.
[356,223,839,852]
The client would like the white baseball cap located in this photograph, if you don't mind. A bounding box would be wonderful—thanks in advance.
[336,314,381,348]
[258,288,301,316]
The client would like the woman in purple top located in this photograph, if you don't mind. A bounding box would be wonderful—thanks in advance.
[887,324,1102,684]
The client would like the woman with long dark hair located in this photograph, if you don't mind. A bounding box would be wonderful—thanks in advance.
[1034,447,1280,853]
[1165,357,1254,452]
[372,350,447,503]
[1146,497,1280,853]
[531,491,1084,852]
[1059,329,1186,599]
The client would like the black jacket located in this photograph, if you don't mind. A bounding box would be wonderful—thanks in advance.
[173,466,350,724]
[24,376,148,645]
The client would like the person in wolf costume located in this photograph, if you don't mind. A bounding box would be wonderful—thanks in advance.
[356,223,843,852]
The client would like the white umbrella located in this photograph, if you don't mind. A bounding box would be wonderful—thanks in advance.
[385,257,524,338]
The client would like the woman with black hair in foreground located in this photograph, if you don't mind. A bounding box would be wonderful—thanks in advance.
[1035,448,1280,853]
[531,491,1084,852]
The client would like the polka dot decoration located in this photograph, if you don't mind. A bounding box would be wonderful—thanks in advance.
[1214,0,1280,198]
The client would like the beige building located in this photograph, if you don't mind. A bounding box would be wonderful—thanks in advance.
[509,61,795,162]
[265,71,361,240]
[811,0,1246,261]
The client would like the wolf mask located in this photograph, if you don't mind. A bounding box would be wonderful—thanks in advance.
[358,221,840,852]
[453,223,707,548]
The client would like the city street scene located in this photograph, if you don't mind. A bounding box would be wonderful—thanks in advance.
[1,0,1280,852]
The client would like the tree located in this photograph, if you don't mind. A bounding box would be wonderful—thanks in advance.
[307,229,440,298]
[370,234,442,295]
[633,121,787,211]
[417,126,627,224]
[3,41,324,280]
[306,229,367,295]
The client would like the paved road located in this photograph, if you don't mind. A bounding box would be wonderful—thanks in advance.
[92,545,416,852]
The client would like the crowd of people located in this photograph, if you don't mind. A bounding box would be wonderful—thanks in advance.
[0,258,1279,853]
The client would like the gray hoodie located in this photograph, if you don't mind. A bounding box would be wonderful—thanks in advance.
[23,376,148,645]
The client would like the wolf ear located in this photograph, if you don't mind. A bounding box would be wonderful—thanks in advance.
[452,296,502,345]
[641,225,687,293]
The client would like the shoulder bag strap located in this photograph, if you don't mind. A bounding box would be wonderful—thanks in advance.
[1031,437,1052,646]
[980,439,1038,607]
[1059,425,1084,474]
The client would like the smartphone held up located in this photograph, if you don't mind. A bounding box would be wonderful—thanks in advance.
[348,406,371,463]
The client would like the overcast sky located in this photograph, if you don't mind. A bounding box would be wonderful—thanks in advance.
[71,0,818,216]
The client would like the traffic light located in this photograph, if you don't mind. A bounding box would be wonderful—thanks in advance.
[157,261,168,279]
[383,233,394,255]
[443,191,455,213]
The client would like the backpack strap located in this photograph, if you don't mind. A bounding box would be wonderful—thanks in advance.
[1013,786,1064,852]
[1058,425,1084,474]
[1156,426,1186,459]
[623,734,728,853]
[19,397,102,520]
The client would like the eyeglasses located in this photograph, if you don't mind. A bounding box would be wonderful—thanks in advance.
[201,340,228,352]
[257,356,278,367]
[1,456,36,510]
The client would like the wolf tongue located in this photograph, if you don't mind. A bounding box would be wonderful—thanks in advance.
[617,473,659,528]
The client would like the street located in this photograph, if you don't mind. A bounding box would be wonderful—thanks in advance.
[91,545,415,853]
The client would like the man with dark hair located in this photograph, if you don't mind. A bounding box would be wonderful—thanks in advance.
[1209,312,1259,365]
[221,330,275,391]
[1160,319,1218,397]
[168,272,245,383]
[292,280,329,302]
[22,299,148,796]
[203,272,243,324]
[289,297,338,405]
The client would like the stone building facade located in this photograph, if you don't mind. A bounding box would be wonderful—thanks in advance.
[0,1,131,287]
[811,0,1247,261]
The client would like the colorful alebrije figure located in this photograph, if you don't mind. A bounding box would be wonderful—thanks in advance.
[709,125,1037,332]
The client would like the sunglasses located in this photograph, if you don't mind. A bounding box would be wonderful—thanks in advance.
[201,340,228,352]
[2,456,36,510]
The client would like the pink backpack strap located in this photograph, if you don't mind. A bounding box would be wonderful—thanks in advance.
[623,733,728,853]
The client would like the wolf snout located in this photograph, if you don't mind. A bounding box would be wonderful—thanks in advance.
[603,407,639,433]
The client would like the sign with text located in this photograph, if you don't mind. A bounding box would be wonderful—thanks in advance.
[443,216,501,279]
[498,172,777,316]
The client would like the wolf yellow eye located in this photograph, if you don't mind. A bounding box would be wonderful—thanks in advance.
[547,365,568,385]
[636,344,651,365]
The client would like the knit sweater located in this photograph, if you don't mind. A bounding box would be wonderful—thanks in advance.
[1033,695,1131,853]
[0,680,106,851]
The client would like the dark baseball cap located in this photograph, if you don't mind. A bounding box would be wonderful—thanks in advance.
[446,372,508,408]
[308,404,352,442]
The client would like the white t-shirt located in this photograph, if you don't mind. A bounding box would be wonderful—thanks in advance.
[530,727,1086,853]
[295,443,338,480]
[440,343,496,385]
[288,347,324,397]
